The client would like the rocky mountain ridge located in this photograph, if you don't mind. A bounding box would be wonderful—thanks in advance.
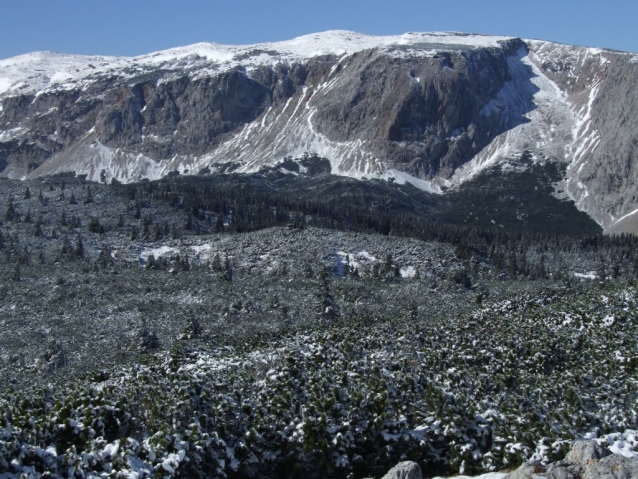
[1,31,638,232]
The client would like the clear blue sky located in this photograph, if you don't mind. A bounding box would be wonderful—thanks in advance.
[1,0,636,59]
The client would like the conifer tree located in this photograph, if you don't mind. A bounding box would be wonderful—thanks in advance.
[61,236,73,258]
[215,214,225,233]
[211,253,222,272]
[75,235,84,259]
[223,255,233,281]
[316,267,340,321]
[11,263,21,282]
[84,185,93,204]
[5,197,17,221]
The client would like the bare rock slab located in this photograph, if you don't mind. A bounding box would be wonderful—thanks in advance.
[381,461,423,479]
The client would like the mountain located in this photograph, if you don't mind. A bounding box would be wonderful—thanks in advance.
[1,31,637,233]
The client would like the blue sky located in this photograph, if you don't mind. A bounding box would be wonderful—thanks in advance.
[1,0,636,59]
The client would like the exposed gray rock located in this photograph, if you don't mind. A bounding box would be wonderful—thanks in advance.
[381,461,422,479]
[503,461,546,479]
[578,57,638,230]
[504,441,638,479]
[527,42,638,231]
[585,454,638,479]
[545,461,583,479]
[565,440,611,468]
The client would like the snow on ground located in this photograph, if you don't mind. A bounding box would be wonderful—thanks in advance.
[0,31,513,99]
[139,244,224,264]
[574,271,597,279]
[335,250,418,278]
[203,79,442,192]
[0,51,123,97]
[527,40,617,229]
[29,137,185,184]
[2,31,631,231]
[0,126,28,142]
[336,250,378,276]
[191,244,214,259]
[0,31,606,192]
[400,265,417,278]
[584,430,638,458]
[0,77,11,94]
[140,245,178,262]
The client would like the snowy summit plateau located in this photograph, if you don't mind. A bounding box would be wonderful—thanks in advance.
[1,30,638,233]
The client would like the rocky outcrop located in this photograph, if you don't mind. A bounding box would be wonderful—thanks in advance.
[527,42,638,231]
[381,461,423,479]
[504,440,638,479]
[576,57,638,230]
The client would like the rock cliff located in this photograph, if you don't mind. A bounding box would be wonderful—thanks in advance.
[1,31,637,232]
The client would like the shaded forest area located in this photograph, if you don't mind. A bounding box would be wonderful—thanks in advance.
[122,167,633,281]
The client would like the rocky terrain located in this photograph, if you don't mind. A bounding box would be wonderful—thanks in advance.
[1,31,638,232]
[406,441,638,478]
[504,440,638,479]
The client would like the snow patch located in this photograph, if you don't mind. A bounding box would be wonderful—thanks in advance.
[400,266,416,278]
[49,70,74,84]
[574,271,597,280]
[140,246,178,262]
[0,126,27,142]
[1,32,628,225]
[0,31,513,99]
[336,250,377,276]
[0,77,10,94]
[447,45,574,188]
[608,208,638,230]
[586,429,638,458]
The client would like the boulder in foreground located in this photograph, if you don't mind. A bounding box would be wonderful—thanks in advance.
[381,461,423,479]
[504,440,638,479]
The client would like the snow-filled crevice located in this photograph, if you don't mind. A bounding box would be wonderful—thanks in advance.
[445,46,576,189]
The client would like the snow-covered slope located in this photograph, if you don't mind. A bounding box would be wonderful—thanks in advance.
[0,31,510,97]
[442,39,624,229]
[1,31,637,232]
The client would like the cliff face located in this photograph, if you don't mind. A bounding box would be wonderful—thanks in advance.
[0,34,525,184]
[527,41,638,231]
[1,31,637,232]
[575,57,638,232]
